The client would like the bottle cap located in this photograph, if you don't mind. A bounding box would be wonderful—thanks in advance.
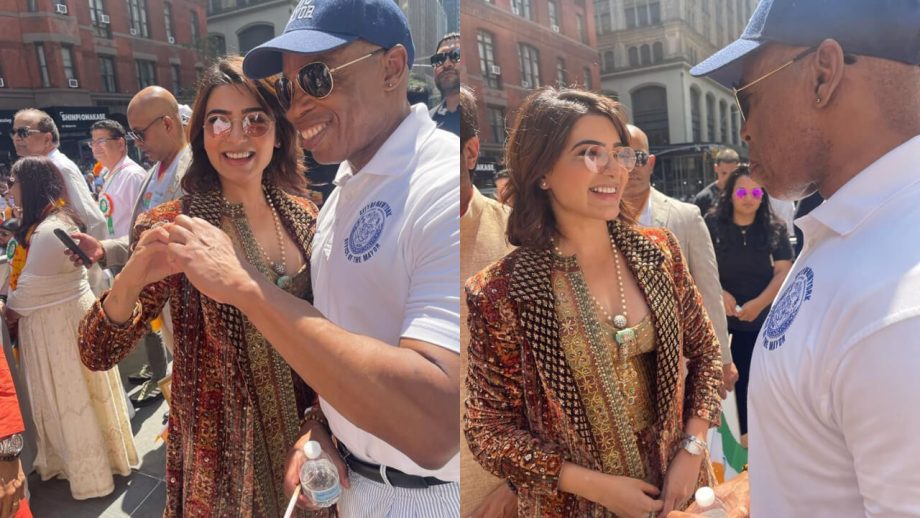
[695,486,716,507]
[303,440,322,460]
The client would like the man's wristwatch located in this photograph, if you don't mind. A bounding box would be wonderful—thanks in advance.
[0,434,23,461]
[680,434,707,456]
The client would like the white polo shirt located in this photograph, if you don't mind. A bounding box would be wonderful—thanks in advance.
[98,155,146,239]
[312,104,460,482]
[748,135,920,517]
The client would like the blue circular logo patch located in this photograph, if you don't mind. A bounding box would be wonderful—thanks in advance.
[762,267,814,351]
[344,201,393,263]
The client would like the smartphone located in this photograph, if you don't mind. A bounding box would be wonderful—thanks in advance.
[53,228,93,266]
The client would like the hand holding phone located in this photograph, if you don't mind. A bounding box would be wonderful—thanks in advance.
[53,228,92,266]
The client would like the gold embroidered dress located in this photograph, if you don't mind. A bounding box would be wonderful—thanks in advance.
[78,187,328,518]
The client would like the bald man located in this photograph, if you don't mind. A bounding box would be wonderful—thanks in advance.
[623,124,737,398]
[69,86,191,406]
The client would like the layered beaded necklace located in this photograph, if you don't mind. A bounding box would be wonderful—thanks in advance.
[223,189,292,290]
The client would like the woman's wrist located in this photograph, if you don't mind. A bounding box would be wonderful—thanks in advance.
[558,462,603,503]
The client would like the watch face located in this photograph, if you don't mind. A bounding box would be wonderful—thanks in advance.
[9,434,22,453]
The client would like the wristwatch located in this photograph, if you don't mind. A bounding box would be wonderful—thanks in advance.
[0,433,23,461]
[680,434,707,456]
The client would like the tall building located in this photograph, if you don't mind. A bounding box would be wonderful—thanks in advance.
[0,0,209,165]
[595,0,757,200]
[441,0,459,32]
[207,0,297,58]
[462,0,601,178]
[401,0,449,63]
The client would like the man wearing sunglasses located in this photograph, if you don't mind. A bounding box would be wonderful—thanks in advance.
[157,0,461,516]
[10,109,107,242]
[67,86,191,407]
[429,32,461,137]
[684,0,920,516]
[623,125,736,402]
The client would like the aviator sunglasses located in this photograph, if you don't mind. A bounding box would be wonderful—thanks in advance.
[204,111,274,138]
[275,48,387,110]
[734,187,764,199]
[582,145,638,173]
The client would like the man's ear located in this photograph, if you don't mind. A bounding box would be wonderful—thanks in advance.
[648,154,656,169]
[382,45,409,91]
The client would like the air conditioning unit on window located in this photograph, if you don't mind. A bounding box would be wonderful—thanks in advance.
[68,78,79,88]
[511,6,520,15]
[130,27,138,36]
[489,64,502,76]
[168,36,175,44]
[521,79,531,88]
[0,78,5,88]
[55,3,68,14]
[99,13,110,23]
[552,24,560,32]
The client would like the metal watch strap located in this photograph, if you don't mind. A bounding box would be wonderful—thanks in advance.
[681,434,707,456]
[0,433,23,461]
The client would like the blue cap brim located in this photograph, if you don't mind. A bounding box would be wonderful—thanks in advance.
[243,30,358,79]
[690,38,764,88]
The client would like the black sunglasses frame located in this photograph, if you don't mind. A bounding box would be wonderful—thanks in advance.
[10,127,44,140]
[430,48,460,67]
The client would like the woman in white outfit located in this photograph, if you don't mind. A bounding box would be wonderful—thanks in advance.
[4,156,137,499]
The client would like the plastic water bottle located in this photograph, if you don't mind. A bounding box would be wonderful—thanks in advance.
[694,486,729,518]
[299,441,341,508]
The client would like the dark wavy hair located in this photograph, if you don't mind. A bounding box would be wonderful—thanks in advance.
[10,156,83,246]
[182,55,306,195]
[505,87,633,249]
[709,165,783,250]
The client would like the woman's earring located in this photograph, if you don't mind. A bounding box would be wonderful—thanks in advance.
[540,179,548,189]
[815,97,821,104]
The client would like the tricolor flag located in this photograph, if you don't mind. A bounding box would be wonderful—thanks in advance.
[708,389,747,483]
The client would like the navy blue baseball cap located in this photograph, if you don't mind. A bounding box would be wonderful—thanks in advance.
[242,0,415,79]
[691,0,920,87]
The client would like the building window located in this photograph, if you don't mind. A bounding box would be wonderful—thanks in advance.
[190,10,200,46]
[26,0,37,11]
[631,85,669,145]
[88,0,112,38]
[576,14,586,43]
[603,51,615,72]
[164,2,174,41]
[487,105,506,144]
[625,0,660,28]
[706,93,716,142]
[127,0,150,38]
[598,12,611,35]
[171,64,181,94]
[556,58,566,86]
[61,45,77,82]
[691,87,701,142]
[719,100,729,143]
[628,47,639,67]
[548,0,559,29]
[99,56,117,92]
[583,67,592,90]
[136,59,156,89]
[731,106,740,146]
[518,43,541,88]
[477,30,501,89]
[640,44,651,65]
[36,43,50,87]
[511,0,531,20]
[653,41,663,62]
[208,34,227,57]
[238,24,274,55]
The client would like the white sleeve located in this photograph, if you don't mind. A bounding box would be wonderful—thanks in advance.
[59,161,108,241]
[400,184,460,354]
[832,316,920,517]
[20,221,80,277]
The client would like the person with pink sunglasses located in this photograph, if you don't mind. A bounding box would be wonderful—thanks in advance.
[703,166,792,443]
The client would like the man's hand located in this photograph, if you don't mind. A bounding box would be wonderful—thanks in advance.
[0,459,24,518]
[736,299,764,322]
[720,362,739,399]
[65,232,104,267]
[468,483,517,518]
[165,216,255,307]
[722,291,738,317]
[283,421,350,511]
[667,471,750,518]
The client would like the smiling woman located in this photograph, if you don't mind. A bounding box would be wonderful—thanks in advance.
[463,87,724,517]
[78,56,329,518]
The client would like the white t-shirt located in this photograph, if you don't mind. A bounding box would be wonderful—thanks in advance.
[749,135,920,517]
[48,149,108,240]
[98,155,146,239]
[312,104,460,482]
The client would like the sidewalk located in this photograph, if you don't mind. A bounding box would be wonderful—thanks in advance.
[27,345,169,517]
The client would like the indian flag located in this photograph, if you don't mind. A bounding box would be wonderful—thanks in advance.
[708,389,747,483]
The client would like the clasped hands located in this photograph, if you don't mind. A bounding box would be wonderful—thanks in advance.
[119,215,254,306]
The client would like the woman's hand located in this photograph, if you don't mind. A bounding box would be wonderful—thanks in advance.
[467,483,517,518]
[118,225,177,293]
[592,473,663,518]
[660,450,704,515]
[722,291,738,317]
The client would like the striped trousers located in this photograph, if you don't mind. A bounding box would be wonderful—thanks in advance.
[337,468,460,517]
